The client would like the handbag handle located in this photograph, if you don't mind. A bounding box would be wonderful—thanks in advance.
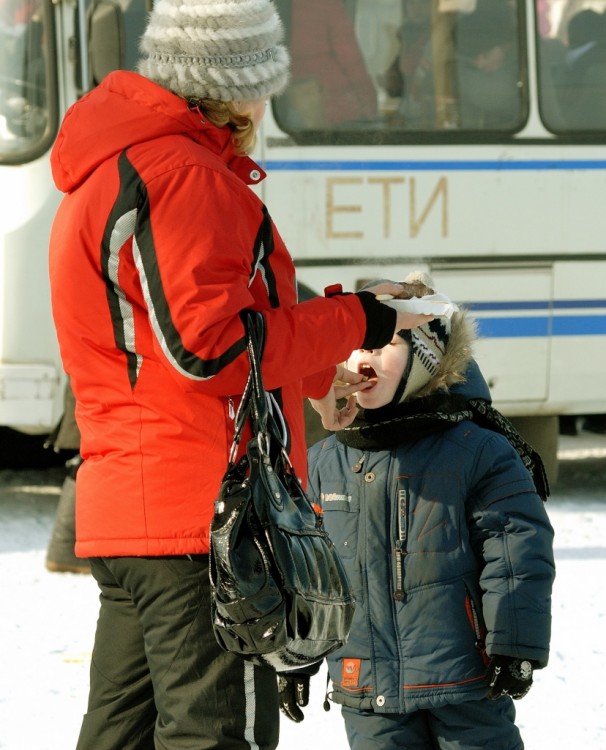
[228,311,287,464]
[245,312,270,433]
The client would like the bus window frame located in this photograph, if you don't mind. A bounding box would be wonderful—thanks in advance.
[0,0,59,166]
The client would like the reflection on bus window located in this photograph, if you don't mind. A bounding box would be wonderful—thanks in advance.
[455,2,522,128]
[273,0,526,139]
[537,0,606,131]
[274,0,379,130]
[0,0,50,155]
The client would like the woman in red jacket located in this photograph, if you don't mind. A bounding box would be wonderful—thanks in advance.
[49,1,430,747]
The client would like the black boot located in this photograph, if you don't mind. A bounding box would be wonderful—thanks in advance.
[45,475,90,574]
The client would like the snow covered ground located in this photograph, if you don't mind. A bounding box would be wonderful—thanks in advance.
[1,431,605,750]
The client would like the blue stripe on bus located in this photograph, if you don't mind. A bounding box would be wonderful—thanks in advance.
[477,315,606,338]
[553,316,606,335]
[478,318,549,338]
[263,159,606,172]
[464,300,606,311]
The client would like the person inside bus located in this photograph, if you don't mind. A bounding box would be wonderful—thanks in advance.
[303,271,555,750]
[556,7,606,129]
[47,0,434,746]
[455,0,523,129]
[273,0,378,129]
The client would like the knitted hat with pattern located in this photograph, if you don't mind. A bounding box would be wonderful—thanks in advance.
[398,316,451,402]
[396,271,478,404]
[137,0,290,102]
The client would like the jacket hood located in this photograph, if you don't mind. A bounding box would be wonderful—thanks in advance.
[452,356,492,402]
[51,70,262,193]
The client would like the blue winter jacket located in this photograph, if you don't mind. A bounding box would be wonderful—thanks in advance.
[307,367,555,714]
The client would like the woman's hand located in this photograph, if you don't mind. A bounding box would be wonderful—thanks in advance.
[308,366,371,431]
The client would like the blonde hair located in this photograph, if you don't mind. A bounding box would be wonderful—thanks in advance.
[192,99,257,155]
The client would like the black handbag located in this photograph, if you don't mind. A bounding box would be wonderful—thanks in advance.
[209,311,355,671]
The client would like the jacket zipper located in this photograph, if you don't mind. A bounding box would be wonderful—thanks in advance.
[464,587,489,666]
[393,487,407,601]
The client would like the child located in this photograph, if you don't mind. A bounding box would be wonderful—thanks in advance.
[303,272,555,749]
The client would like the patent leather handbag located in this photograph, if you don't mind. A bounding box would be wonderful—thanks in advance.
[209,311,355,672]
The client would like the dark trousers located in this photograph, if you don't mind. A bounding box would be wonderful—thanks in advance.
[341,697,523,750]
[77,556,279,750]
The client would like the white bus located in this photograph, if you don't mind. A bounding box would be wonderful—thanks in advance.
[1,0,605,479]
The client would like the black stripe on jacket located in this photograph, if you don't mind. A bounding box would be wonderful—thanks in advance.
[100,151,247,389]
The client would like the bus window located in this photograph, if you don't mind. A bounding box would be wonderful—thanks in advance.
[272,0,527,142]
[0,0,55,162]
[537,0,606,132]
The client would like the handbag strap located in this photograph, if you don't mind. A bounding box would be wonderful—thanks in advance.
[245,312,270,433]
[231,311,317,515]
[228,311,287,464]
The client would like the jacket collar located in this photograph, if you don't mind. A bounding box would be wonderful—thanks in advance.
[52,71,267,192]
[185,100,266,186]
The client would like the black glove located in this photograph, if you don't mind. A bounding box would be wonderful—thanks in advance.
[278,673,311,723]
[486,655,533,700]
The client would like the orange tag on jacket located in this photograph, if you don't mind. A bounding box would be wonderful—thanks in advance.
[342,658,361,688]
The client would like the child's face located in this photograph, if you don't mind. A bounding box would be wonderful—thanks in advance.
[347,336,411,410]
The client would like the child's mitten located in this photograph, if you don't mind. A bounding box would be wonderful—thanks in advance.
[486,655,533,700]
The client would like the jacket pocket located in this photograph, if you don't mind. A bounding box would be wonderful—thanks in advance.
[322,493,363,598]
[322,496,357,563]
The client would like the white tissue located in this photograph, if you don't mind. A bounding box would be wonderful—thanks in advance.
[379,293,459,319]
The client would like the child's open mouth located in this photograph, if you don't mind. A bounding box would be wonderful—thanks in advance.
[359,363,378,389]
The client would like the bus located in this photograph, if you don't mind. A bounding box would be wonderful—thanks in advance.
[1,0,605,480]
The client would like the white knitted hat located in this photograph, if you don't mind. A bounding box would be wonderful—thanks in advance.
[137,0,290,102]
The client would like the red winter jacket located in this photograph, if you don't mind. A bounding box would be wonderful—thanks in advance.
[49,71,379,557]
